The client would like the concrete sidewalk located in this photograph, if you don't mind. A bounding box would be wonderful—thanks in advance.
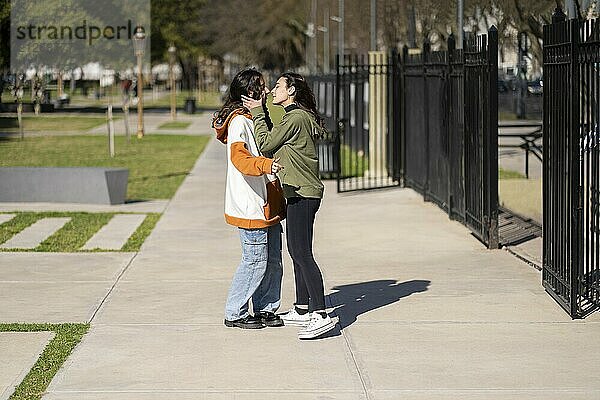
[3,135,600,399]
[0,111,214,138]
[86,112,213,136]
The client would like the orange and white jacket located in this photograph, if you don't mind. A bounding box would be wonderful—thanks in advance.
[214,108,286,229]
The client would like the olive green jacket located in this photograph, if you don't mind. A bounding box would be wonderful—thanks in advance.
[250,104,324,199]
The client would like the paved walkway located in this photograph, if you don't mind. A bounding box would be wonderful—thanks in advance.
[0,110,213,138]
[86,112,213,136]
[2,134,600,399]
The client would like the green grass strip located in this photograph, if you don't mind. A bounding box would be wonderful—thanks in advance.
[121,213,161,252]
[0,212,160,252]
[37,213,114,252]
[157,121,192,130]
[0,116,109,132]
[0,323,89,400]
[499,168,526,180]
[0,213,42,245]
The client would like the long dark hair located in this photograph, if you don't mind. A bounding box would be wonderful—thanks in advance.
[280,72,325,137]
[213,68,264,127]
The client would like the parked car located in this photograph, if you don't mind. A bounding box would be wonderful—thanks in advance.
[527,79,543,95]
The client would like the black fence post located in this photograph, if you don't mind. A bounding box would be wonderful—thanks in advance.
[486,26,499,249]
[401,45,409,188]
[552,6,567,23]
[335,54,342,193]
[569,18,582,317]
[423,40,431,201]
[390,47,401,183]
[447,33,456,219]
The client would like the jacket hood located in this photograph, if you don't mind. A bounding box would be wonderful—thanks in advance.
[212,108,252,144]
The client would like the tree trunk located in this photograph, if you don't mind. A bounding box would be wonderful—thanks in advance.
[180,58,198,91]
[407,2,417,48]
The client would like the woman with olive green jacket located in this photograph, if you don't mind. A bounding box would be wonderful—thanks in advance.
[243,72,336,340]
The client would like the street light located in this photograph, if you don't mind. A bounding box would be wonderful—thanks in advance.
[317,8,330,73]
[337,0,344,60]
[330,15,342,68]
[133,25,146,139]
[168,44,177,120]
[370,0,376,51]
[457,0,464,48]
[305,22,316,74]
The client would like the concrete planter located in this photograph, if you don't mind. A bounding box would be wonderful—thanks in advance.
[0,167,129,204]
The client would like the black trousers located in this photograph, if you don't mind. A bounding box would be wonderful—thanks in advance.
[286,196,325,312]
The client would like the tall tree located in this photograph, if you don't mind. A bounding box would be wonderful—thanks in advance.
[152,0,206,89]
[200,0,306,71]
[491,1,555,70]
[0,0,10,72]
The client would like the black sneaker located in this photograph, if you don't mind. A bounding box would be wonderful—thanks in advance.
[255,311,284,327]
[224,315,265,329]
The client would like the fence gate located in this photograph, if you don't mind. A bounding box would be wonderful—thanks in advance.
[335,53,402,192]
[317,29,498,248]
[463,29,499,248]
[543,13,600,318]
[308,75,339,178]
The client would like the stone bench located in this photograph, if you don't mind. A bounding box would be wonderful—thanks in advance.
[0,167,128,205]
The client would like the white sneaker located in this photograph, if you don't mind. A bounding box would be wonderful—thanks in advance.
[280,308,311,326]
[298,313,337,339]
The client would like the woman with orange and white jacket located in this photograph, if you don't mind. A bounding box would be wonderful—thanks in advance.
[212,68,286,330]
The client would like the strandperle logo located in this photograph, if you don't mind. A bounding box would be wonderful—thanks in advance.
[10,0,150,71]
[15,20,137,46]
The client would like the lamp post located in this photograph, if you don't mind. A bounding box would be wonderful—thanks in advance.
[305,24,315,73]
[133,26,146,139]
[370,0,377,51]
[330,15,342,66]
[168,45,177,120]
[318,9,330,73]
[310,0,317,73]
[457,0,464,48]
[338,0,344,59]
[329,15,343,68]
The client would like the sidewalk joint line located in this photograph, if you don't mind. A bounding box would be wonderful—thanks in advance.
[326,295,371,400]
[88,252,139,324]
[52,389,362,393]
[342,330,370,400]
[504,246,542,271]
[86,166,184,324]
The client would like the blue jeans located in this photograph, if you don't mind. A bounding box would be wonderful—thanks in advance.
[224,223,283,321]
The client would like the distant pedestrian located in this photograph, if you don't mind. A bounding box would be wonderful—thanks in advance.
[213,68,286,330]
[242,72,336,339]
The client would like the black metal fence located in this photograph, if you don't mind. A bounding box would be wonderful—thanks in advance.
[543,13,600,318]
[402,28,499,248]
[448,42,466,221]
[334,53,402,192]
[404,44,446,203]
[309,12,600,318]
[307,74,338,178]
[463,29,499,249]
[308,27,499,248]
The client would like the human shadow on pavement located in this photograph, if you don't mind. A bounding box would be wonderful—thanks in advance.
[326,279,431,332]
